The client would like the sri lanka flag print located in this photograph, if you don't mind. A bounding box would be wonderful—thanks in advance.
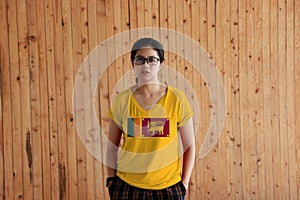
[127,118,170,138]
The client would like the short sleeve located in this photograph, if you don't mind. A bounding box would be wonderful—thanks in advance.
[108,88,132,129]
[177,92,194,127]
[108,98,123,127]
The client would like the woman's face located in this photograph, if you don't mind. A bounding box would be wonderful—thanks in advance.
[133,48,161,84]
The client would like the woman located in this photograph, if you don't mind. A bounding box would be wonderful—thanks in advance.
[106,38,195,200]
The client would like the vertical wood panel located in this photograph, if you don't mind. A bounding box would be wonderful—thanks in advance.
[16,0,34,199]
[183,1,193,199]
[0,0,5,193]
[270,0,281,198]
[278,0,289,198]
[86,0,96,199]
[262,0,274,198]
[44,0,60,198]
[27,0,44,198]
[97,0,109,199]
[247,0,259,198]
[205,0,219,199]
[78,0,89,199]
[190,0,201,199]
[53,0,69,197]
[253,0,266,198]
[36,0,52,198]
[2,0,14,198]
[0,0,6,196]
[215,0,227,198]
[61,0,77,199]
[70,0,83,199]
[295,0,300,198]
[222,0,234,198]
[198,0,209,199]
[286,0,297,198]
[231,0,243,198]
[9,0,23,199]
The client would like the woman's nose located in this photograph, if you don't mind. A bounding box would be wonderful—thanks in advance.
[143,62,150,68]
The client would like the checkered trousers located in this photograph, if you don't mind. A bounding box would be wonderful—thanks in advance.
[107,176,186,200]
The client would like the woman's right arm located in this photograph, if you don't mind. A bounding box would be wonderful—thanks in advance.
[106,119,123,177]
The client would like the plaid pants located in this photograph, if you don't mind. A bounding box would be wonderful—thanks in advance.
[108,176,186,200]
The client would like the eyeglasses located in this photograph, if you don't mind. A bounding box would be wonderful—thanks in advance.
[133,56,160,65]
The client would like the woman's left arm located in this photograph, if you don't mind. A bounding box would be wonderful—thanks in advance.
[179,117,196,190]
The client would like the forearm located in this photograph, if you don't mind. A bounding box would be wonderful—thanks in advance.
[106,120,122,177]
[107,166,116,177]
[181,141,196,185]
[106,141,119,177]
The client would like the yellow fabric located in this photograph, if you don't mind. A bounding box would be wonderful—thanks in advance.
[109,85,194,189]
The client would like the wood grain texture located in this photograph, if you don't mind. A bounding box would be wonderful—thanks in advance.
[0,0,299,199]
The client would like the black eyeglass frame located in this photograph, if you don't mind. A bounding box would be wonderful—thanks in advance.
[133,56,160,65]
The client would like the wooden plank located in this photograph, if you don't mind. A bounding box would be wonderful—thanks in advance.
[197,0,208,198]
[105,0,116,100]
[230,0,243,198]
[278,0,289,198]
[190,0,201,198]
[144,0,152,36]
[61,0,78,199]
[96,0,109,196]
[60,6,73,198]
[286,0,297,199]
[7,0,24,199]
[113,0,124,92]
[35,0,52,198]
[262,0,274,199]
[295,0,300,198]
[167,0,179,87]
[121,0,132,90]
[253,0,266,198]
[70,0,84,199]
[270,0,281,198]
[0,1,7,198]
[44,0,60,198]
[104,1,117,199]
[205,0,221,198]
[87,0,97,199]
[87,1,99,199]
[16,0,35,198]
[158,0,169,85]
[78,0,90,199]
[0,1,4,191]
[97,0,109,199]
[243,0,254,197]
[215,0,227,198]
[94,1,106,199]
[52,0,71,199]
[1,0,14,198]
[129,0,138,41]
[78,1,95,200]
[151,0,159,38]
[136,0,145,36]
[246,0,259,198]
[222,0,234,198]
[175,0,184,89]
[183,0,194,199]
[183,0,192,92]
[27,0,44,198]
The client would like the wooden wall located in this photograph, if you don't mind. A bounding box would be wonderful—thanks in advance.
[1,0,299,199]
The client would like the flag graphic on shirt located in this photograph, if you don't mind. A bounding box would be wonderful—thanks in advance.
[127,118,170,137]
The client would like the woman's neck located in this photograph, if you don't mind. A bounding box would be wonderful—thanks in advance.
[134,82,166,96]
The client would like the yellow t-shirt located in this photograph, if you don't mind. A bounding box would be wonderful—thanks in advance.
[109,85,194,189]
